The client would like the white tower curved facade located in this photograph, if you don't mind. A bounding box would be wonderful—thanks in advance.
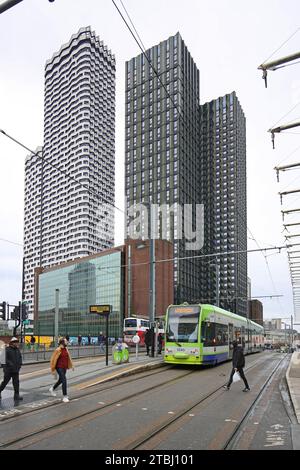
[23,27,115,316]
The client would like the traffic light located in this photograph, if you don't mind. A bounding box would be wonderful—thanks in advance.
[11,306,20,320]
[0,302,6,320]
[22,303,29,320]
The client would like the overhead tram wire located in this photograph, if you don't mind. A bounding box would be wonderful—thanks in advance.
[0,237,23,247]
[0,129,125,216]
[261,27,300,66]
[112,0,183,121]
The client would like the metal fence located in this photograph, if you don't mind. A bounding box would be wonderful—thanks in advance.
[19,343,146,363]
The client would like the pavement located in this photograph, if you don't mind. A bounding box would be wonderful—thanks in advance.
[0,351,164,418]
[286,351,300,425]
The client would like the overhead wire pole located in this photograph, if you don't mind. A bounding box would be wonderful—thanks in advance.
[275,163,300,182]
[258,51,300,88]
[269,121,300,149]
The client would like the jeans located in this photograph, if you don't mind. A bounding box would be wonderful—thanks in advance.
[53,368,67,396]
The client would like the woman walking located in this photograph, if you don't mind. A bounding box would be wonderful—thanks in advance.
[49,338,74,402]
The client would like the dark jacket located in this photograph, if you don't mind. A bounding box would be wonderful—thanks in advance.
[232,346,245,368]
[144,329,153,346]
[4,346,22,373]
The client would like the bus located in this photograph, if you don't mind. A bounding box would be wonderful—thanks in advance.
[164,304,264,366]
[123,317,150,346]
[123,317,165,347]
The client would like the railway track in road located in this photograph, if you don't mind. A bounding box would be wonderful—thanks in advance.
[114,354,288,450]
[222,354,289,450]
[0,367,195,449]
[0,353,284,450]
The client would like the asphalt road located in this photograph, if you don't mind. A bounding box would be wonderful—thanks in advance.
[1,351,298,450]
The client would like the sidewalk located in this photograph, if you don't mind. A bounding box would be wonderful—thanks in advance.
[0,353,165,418]
[286,351,300,424]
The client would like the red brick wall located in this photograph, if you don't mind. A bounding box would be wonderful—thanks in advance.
[124,239,174,318]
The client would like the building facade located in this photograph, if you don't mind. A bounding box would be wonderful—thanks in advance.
[35,240,173,337]
[248,299,263,326]
[124,238,174,318]
[23,27,116,317]
[23,147,44,308]
[199,92,247,316]
[125,32,200,304]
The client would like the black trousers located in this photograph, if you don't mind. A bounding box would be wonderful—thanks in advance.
[53,368,67,396]
[227,367,249,389]
[0,369,20,395]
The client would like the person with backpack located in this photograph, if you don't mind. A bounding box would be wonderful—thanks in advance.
[224,340,250,392]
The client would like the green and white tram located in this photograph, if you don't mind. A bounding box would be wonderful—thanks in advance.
[164,304,264,366]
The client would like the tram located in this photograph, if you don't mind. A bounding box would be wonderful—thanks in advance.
[164,304,264,365]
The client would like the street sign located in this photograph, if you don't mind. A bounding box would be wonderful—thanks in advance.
[133,335,140,344]
[89,305,111,315]
[22,320,29,325]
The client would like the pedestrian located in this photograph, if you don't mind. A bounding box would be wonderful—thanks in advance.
[65,335,70,343]
[144,328,153,356]
[98,332,105,353]
[49,338,74,403]
[224,340,250,392]
[157,333,163,354]
[87,334,91,346]
[30,335,36,352]
[78,335,82,346]
[0,337,23,401]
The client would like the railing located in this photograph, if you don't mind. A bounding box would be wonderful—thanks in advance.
[19,343,146,363]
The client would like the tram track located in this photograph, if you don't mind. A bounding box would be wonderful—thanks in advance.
[116,354,269,450]
[0,353,281,450]
[0,365,170,422]
[222,353,289,450]
[0,368,195,449]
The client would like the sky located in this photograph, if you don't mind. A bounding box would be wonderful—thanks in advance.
[0,0,300,328]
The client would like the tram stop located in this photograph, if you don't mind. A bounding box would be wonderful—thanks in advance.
[112,338,129,364]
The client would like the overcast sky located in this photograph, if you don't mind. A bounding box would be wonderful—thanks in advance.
[1,0,300,328]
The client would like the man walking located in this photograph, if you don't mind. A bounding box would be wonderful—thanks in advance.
[0,337,23,401]
[224,340,250,392]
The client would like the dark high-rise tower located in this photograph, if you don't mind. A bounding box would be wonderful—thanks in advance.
[125,32,200,303]
[200,92,247,316]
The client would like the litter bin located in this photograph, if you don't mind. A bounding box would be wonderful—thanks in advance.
[112,339,129,364]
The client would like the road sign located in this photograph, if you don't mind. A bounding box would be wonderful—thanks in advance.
[133,335,140,344]
[89,305,111,315]
[22,320,29,325]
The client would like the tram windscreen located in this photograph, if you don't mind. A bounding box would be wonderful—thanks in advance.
[166,306,200,344]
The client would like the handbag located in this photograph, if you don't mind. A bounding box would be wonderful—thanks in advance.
[232,371,241,383]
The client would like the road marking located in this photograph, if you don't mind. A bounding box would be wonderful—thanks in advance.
[142,408,148,411]
[168,411,175,415]
[98,402,105,405]
[189,414,195,417]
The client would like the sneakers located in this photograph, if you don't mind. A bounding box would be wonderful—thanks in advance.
[243,388,250,392]
[49,386,56,397]
[223,385,230,390]
[62,396,69,403]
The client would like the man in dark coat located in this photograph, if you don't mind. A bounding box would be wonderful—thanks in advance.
[224,340,250,392]
[144,328,153,356]
[0,337,23,401]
